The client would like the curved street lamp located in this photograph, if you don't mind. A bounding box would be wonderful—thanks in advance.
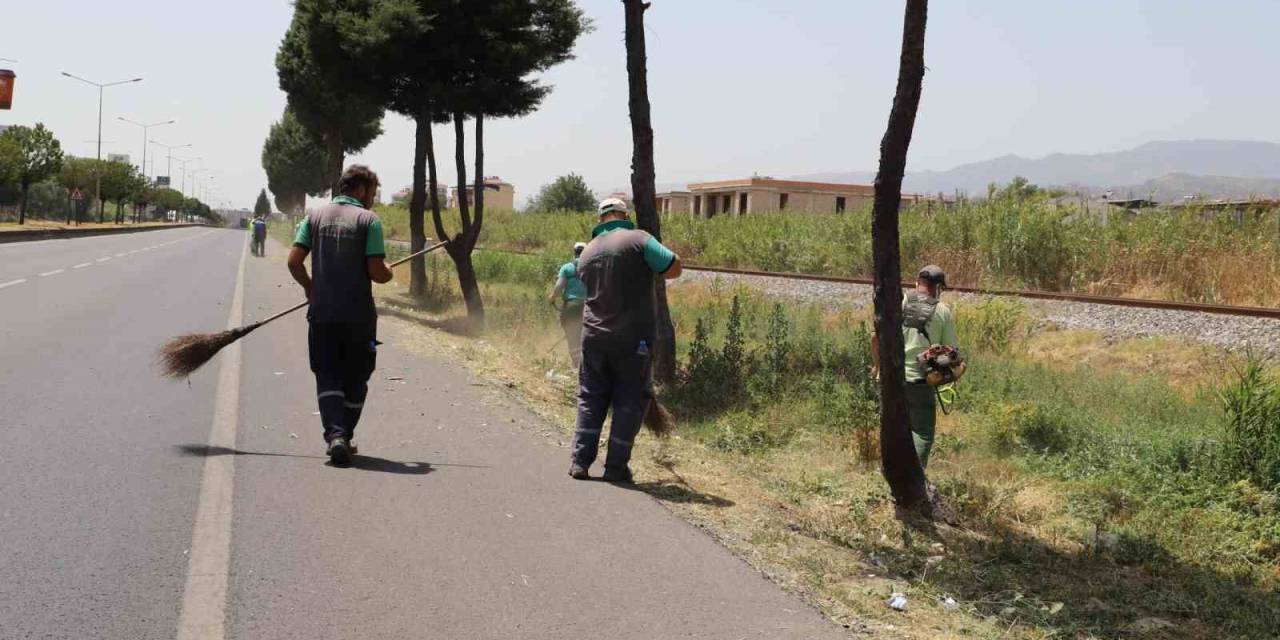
[117,117,174,180]
[62,71,142,222]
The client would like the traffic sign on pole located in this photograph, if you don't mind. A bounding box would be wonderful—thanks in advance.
[70,188,84,201]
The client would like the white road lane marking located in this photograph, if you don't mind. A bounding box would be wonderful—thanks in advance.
[96,257,111,262]
[115,252,128,257]
[39,269,65,277]
[175,236,247,640]
[0,278,26,289]
[73,262,92,269]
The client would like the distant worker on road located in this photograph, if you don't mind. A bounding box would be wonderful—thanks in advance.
[548,241,588,367]
[569,198,682,483]
[286,165,393,465]
[251,215,268,257]
[871,264,965,468]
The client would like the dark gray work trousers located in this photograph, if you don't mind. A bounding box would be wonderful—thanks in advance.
[571,337,654,473]
[309,320,377,443]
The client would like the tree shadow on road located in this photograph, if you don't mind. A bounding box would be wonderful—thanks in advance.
[174,444,445,476]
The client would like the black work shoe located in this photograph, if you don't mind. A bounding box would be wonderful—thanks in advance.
[327,438,352,465]
[568,462,590,480]
[602,467,634,484]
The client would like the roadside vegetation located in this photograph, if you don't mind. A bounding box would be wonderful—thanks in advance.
[374,195,1280,308]
[339,234,1279,640]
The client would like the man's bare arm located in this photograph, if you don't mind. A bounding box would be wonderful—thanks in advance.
[287,245,312,300]
[367,257,393,284]
[664,254,683,280]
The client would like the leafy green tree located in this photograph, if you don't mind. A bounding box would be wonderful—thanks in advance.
[276,9,385,193]
[1,123,65,224]
[254,188,272,217]
[149,187,185,221]
[58,157,99,224]
[527,173,595,213]
[409,0,589,320]
[0,135,21,186]
[262,108,328,217]
[98,160,144,224]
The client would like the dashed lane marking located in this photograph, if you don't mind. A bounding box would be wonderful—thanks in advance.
[73,262,92,269]
[0,278,26,289]
[39,269,65,277]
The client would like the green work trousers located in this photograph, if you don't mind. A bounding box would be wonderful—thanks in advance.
[904,382,937,468]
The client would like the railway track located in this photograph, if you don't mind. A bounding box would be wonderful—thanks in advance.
[682,264,1280,320]
[385,240,1280,320]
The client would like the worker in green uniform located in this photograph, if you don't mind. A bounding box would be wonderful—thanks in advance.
[287,165,393,465]
[872,265,963,468]
[548,242,588,367]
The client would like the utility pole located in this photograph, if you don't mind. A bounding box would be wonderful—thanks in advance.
[61,72,141,223]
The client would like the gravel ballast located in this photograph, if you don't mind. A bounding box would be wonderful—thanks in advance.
[675,270,1280,357]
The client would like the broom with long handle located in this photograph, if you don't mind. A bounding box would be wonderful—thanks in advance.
[158,240,450,378]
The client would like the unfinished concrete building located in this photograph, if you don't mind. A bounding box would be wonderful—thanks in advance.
[685,177,920,217]
[448,177,515,211]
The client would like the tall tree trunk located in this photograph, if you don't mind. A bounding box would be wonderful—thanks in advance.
[451,112,484,322]
[408,115,430,297]
[425,121,445,295]
[873,0,930,511]
[324,129,345,196]
[623,0,677,383]
[427,121,447,245]
[19,181,28,225]
[472,114,485,244]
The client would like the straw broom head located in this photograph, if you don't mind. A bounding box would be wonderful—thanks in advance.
[643,399,676,437]
[157,324,258,378]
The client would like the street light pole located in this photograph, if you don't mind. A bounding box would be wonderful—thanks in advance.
[62,72,142,223]
[151,141,191,188]
[118,117,174,181]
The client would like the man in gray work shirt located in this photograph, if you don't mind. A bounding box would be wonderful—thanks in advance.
[569,198,683,483]
[287,165,393,465]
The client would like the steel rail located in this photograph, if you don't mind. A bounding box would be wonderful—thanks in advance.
[383,240,1280,320]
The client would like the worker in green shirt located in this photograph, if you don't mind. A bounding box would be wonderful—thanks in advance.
[287,165,393,465]
[872,264,964,468]
[548,241,588,367]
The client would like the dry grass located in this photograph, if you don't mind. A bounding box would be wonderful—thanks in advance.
[374,268,1278,639]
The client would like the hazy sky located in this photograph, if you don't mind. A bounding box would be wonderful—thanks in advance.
[5,1,1279,209]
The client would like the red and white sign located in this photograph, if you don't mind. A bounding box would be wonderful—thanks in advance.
[70,188,84,201]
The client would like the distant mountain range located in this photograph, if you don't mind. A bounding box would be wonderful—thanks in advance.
[788,140,1280,202]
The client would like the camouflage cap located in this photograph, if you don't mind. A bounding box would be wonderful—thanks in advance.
[918,264,946,285]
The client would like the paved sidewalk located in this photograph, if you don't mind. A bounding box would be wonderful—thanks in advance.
[221,238,853,639]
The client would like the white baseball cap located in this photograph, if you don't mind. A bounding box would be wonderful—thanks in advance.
[597,197,628,216]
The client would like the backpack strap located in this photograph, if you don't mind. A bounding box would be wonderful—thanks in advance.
[902,291,939,342]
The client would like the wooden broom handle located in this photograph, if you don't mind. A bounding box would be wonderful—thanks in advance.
[254,240,450,328]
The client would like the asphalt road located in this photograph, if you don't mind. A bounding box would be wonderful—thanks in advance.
[1,229,850,639]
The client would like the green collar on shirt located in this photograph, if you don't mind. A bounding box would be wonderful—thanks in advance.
[592,219,635,238]
[332,195,364,207]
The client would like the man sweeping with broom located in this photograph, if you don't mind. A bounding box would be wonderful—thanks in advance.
[568,198,682,483]
[287,165,393,465]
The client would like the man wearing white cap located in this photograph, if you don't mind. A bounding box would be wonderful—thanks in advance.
[568,198,683,483]
[548,241,588,367]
